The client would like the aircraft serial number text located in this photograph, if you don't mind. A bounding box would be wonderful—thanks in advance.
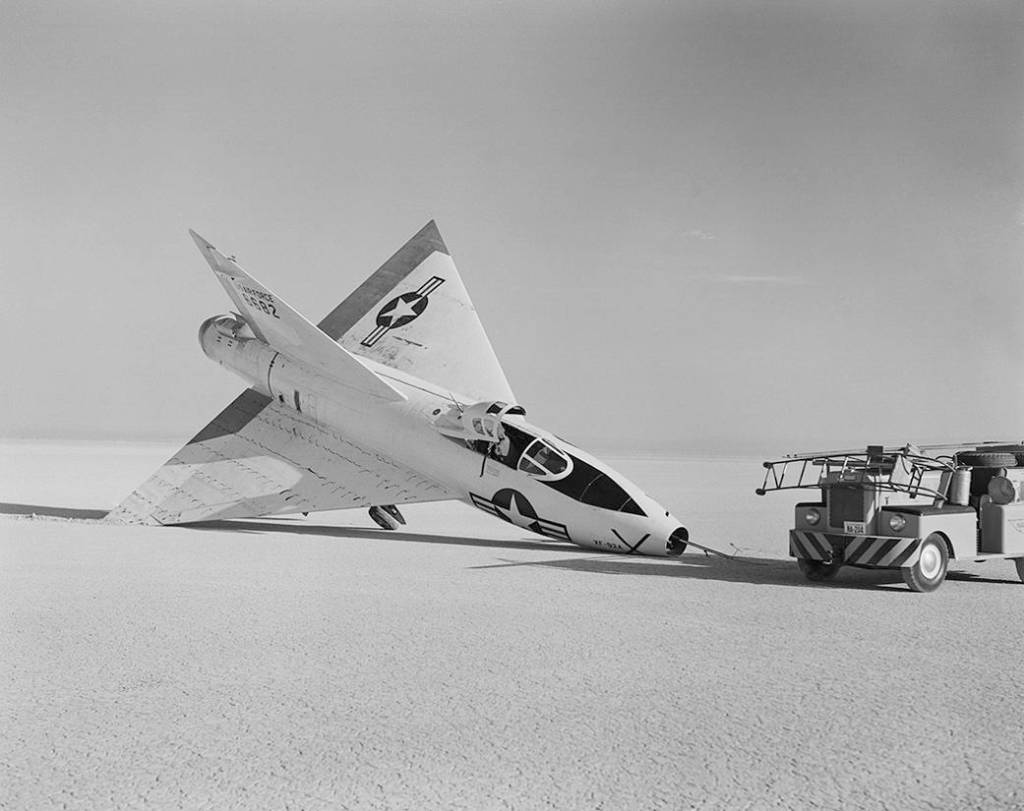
[591,539,625,551]
[239,286,280,319]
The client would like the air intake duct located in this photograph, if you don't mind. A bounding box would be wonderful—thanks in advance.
[667,526,689,556]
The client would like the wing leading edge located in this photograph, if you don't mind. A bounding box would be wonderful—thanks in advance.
[109,222,500,525]
[107,388,453,525]
[319,221,516,403]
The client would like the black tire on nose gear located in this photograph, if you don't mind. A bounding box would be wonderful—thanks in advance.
[797,558,842,581]
[368,505,400,530]
[902,533,948,593]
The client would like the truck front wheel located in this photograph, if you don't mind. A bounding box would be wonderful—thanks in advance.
[902,534,948,593]
[797,558,842,581]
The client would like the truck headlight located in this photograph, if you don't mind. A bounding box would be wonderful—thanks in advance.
[804,508,821,526]
[888,514,907,532]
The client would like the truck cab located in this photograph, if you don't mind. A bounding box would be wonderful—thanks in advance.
[757,444,1024,592]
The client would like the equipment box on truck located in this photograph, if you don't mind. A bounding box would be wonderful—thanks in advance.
[757,444,1024,592]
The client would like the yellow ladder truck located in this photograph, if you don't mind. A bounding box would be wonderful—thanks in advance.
[756,445,1024,592]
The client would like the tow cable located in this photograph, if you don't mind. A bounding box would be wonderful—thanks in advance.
[681,540,773,564]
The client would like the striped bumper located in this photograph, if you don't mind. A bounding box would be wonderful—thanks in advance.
[789,531,922,569]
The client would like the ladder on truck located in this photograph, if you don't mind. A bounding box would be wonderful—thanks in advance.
[756,446,957,502]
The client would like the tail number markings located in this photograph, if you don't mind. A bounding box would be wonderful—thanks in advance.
[238,284,280,319]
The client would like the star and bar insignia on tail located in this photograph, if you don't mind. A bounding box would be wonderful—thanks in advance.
[361,276,446,347]
[470,488,571,541]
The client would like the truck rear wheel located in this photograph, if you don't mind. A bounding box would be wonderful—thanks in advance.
[902,533,948,592]
[1014,558,1024,584]
[797,558,842,581]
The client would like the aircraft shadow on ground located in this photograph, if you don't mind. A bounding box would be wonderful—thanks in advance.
[0,502,109,520]
[4,504,1015,589]
[191,518,1020,590]
[189,519,809,586]
[183,518,599,555]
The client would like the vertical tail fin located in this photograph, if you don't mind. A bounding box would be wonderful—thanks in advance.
[190,230,404,402]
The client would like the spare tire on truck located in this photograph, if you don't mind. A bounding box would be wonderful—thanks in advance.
[954,452,1018,468]
[969,445,1024,466]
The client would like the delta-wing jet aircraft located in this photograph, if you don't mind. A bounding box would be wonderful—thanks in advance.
[109,222,691,557]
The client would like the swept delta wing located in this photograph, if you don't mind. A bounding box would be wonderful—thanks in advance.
[107,231,457,526]
[318,220,515,403]
[106,388,452,525]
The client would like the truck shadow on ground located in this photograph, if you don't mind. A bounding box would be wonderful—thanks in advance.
[470,553,1022,590]
[191,518,1022,589]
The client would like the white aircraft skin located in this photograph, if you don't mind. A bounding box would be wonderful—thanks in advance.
[110,223,690,557]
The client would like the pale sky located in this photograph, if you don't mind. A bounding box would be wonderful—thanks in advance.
[3,0,1023,454]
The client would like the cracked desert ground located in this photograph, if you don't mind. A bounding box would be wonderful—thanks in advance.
[2,441,1023,810]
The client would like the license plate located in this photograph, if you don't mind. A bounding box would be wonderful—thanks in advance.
[844,521,867,535]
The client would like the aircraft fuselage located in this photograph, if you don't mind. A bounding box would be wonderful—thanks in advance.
[200,314,688,556]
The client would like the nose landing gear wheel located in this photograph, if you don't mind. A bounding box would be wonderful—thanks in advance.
[902,533,948,592]
[368,505,404,530]
[797,558,842,581]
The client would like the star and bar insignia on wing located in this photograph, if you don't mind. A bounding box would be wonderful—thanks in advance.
[361,276,446,347]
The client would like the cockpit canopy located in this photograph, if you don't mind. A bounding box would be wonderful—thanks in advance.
[434,400,526,443]
[435,400,571,480]
[518,438,570,479]
[433,399,644,515]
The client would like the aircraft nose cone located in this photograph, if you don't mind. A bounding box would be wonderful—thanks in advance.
[667,526,689,556]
